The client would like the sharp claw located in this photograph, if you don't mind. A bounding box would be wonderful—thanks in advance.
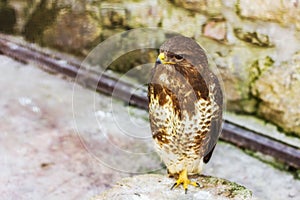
[170,169,200,193]
[170,183,177,190]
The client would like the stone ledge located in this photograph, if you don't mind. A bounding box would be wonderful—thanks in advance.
[92,174,253,200]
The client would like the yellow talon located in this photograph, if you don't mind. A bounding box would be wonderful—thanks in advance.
[170,169,201,194]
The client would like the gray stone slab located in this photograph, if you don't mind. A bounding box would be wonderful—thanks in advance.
[93,174,253,200]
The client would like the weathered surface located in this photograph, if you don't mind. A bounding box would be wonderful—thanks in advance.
[42,10,101,54]
[203,19,227,41]
[238,0,300,30]
[170,0,223,16]
[93,174,252,200]
[252,54,300,135]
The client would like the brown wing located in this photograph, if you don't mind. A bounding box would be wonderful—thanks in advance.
[203,71,223,163]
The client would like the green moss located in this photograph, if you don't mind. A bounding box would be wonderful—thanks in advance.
[235,0,241,16]
[243,148,300,180]
[295,169,300,179]
[249,56,274,92]
[264,56,275,66]
[202,175,252,198]
[223,180,251,198]
[234,28,274,47]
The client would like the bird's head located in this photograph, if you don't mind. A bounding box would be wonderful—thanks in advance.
[156,35,208,70]
[156,51,184,65]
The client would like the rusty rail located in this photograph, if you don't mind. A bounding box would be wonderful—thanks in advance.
[0,35,299,169]
[0,36,148,110]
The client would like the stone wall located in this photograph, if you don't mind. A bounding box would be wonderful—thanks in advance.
[5,0,300,136]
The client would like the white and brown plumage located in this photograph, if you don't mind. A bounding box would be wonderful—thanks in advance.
[148,35,223,192]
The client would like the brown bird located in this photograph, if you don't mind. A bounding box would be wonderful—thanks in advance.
[148,35,223,193]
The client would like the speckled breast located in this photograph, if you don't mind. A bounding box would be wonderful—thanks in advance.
[148,63,218,175]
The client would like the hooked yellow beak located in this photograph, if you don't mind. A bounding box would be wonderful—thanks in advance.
[158,53,165,63]
[156,53,175,65]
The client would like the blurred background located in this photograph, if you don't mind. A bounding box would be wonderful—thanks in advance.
[2,0,300,135]
[0,0,300,199]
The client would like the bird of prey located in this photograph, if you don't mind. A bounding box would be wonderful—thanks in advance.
[148,35,223,193]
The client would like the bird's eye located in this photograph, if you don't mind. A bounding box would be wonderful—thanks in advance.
[174,54,183,60]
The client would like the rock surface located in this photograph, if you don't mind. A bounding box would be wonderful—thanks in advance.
[42,10,101,54]
[238,0,300,30]
[252,54,300,135]
[93,174,252,200]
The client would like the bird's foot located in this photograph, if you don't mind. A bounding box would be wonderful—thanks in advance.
[170,169,201,194]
